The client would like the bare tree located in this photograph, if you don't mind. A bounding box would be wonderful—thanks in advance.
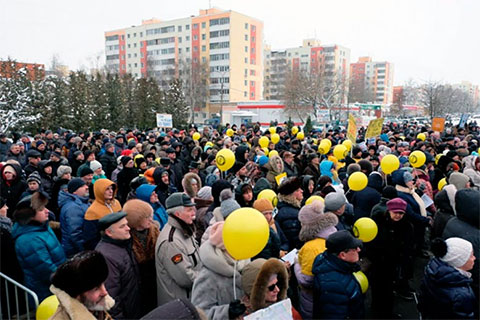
[179,59,209,124]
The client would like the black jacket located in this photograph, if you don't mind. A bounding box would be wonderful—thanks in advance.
[100,151,117,179]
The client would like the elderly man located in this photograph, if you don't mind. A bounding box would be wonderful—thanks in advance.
[95,212,141,319]
[49,251,115,320]
[155,193,202,306]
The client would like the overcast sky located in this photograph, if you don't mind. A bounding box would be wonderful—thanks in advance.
[1,0,478,86]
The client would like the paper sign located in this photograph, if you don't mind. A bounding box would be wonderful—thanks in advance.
[156,113,173,128]
[281,249,298,265]
[421,194,434,208]
[432,118,445,132]
[458,114,470,128]
[275,172,287,186]
[347,114,357,143]
[365,118,384,139]
[244,298,293,320]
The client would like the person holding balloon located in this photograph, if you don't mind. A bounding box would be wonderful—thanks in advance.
[365,198,414,318]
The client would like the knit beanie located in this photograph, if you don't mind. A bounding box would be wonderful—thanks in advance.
[197,186,212,200]
[382,186,398,199]
[324,192,346,212]
[346,163,361,176]
[298,200,325,225]
[253,198,274,213]
[90,160,102,172]
[68,178,86,194]
[220,189,240,218]
[57,165,72,178]
[121,156,132,167]
[448,172,470,191]
[209,221,225,249]
[432,238,473,269]
[403,171,414,184]
[78,166,94,177]
[27,171,42,185]
[358,159,373,175]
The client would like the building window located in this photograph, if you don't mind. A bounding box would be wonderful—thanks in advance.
[244,91,247,97]
[178,37,182,43]
[244,80,247,86]
[251,36,255,42]
[250,81,255,86]
[128,53,131,58]
[250,58,255,64]
[245,46,248,52]
[244,57,248,63]
[128,44,131,48]
[121,45,125,50]
[245,23,248,29]
[134,53,137,57]
[186,24,190,30]
[202,57,206,63]
[245,34,248,41]
[134,43,137,48]
[202,45,206,52]
[250,69,256,76]
[141,52,144,58]
[140,42,144,48]
[202,34,206,40]
[193,46,198,52]
[186,35,190,41]
[133,33,136,37]
[140,32,143,37]
[141,62,144,68]
[178,48,182,53]
[128,34,130,38]
[134,63,138,67]
[193,23,198,29]
[121,35,125,40]
[128,63,131,67]
[251,25,256,32]
[178,25,182,32]
[202,22,206,28]
[186,47,190,52]
[135,73,138,77]
[193,35,198,40]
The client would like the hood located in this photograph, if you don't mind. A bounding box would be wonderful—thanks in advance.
[199,241,248,277]
[302,175,314,191]
[11,222,48,240]
[93,179,117,205]
[320,160,334,177]
[434,185,456,214]
[136,184,156,202]
[367,172,384,192]
[1,163,22,183]
[455,189,480,226]
[277,193,301,209]
[391,169,407,187]
[182,172,202,198]
[462,155,477,171]
[153,167,169,189]
[211,179,233,207]
[57,190,89,208]
[266,155,284,174]
[235,145,250,164]
[299,212,338,242]
[424,258,472,287]
[253,178,272,197]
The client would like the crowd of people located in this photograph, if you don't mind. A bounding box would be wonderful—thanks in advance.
[0,119,479,319]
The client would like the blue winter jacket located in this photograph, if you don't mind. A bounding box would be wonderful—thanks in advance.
[136,184,168,229]
[418,258,477,319]
[11,222,66,301]
[276,199,303,250]
[58,191,90,257]
[312,251,364,319]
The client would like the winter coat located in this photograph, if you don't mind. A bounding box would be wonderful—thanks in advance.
[194,197,214,244]
[463,155,480,187]
[153,167,177,206]
[443,189,480,298]
[0,140,12,161]
[264,155,284,190]
[116,167,139,205]
[49,285,114,320]
[11,221,66,301]
[24,163,40,178]
[284,161,299,177]
[252,226,281,260]
[432,185,456,239]
[312,251,364,320]
[350,172,383,221]
[370,197,389,218]
[83,179,122,250]
[95,236,142,319]
[155,215,202,306]
[191,241,247,320]
[99,151,117,179]
[395,185,430,226]
[0,163,27,218]
[303,163,321,184]
[276,193,303,250]
[136,184,169,229]
[418,258,477,319]
[58,191,90,257]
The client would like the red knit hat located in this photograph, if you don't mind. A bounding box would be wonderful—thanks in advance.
[387,198,407,213]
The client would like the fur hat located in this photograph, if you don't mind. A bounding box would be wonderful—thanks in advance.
[57,165,72,178]
[13,192,49,225]
[299,200,338,243]
[123,199,154,229]
[324,192,346,212]
[241,258,288,311]
[298,200,326,225]
[358,160,373,175]
[27,171,42,185]
[90,160,102,172]
[51,250,109,297]
[253,198,274,213]
[278,176,302,195]
[209,221,225,249]
[220,189,240,218]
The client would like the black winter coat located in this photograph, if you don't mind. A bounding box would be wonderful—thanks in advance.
[276,199,303,251]
[0,163,27,218]
[100,151,117,179]
[418,258,477,319]
[96,237,142,319]
[350,173,383,221]
[432,188,455,239]
[116,167,138,205]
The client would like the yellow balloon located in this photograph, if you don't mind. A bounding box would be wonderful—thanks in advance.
[305,195,324,205]
[297,132,305,140]
[206,141,214,147]
[271,133,280,144]
[318,141,330,155]
[292,126,299,135]
[342,139,353,151]
[348,172,368,191]
[259,136,269,148]
[353,271,369,294]
[353,217,378,242]
[262,147,269,156]
[226,129,234,137]
[36,295,59,320]
[312,138,318,145]
[192,132,201,141]
[417,133,426,141]
[409,150,426,168]
[334,144,348,160]
[269,127,276,134]
[216,148,235,171]
[269,150,279,158]
[380,154,400,174]
[438,177,447,190]
[223,208,270,260]
[435,154,443,165]
[258,189,278,207]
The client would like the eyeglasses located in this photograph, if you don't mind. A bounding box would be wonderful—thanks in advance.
[267,282,278,292]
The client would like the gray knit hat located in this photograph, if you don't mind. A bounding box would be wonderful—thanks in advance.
[27,171,42,185]
[220,189,240,218]
[90,160,102,172]
[324,192,347,212]
[448,172,470,191]
[57,165,72,178]
[197,186,212,200]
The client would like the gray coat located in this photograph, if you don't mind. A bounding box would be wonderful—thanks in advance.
[191,241,247,320]
[155,216,202,306]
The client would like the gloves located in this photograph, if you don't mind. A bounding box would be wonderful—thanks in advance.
[228,300,246,319]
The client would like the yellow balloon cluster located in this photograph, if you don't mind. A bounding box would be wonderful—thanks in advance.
[223,208,270,260]
[318,139,332,155]
[297,132,305,140]
[259,136,269,148]
[292,126,299,135]
[353,217,378,242]
[342,139,353,151]
[226,128,234,137]
[305,195,324,205]
[271,133,280,144]
[417,133,426,141]
[269,127,276,134]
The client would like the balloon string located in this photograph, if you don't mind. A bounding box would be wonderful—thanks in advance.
[233,260,238,300]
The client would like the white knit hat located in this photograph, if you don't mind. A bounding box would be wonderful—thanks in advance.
[441,237,473,268]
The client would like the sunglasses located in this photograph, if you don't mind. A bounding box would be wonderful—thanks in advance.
[267,282,278,292]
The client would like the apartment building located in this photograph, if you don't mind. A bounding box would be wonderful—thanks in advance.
[104,8,264,109]
[0,61,45,81]
[350,56,394,104]
[264,39,351,101]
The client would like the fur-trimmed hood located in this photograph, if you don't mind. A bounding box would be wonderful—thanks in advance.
[299,212,338,242]
[49,285,115,320]
[265,155,284,175]
[182,172,202,198]
[278,193,302,209]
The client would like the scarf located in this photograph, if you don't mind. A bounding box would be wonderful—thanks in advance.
[395,185,427,217]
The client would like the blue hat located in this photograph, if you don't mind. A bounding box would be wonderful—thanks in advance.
[136,184,156,202]
[257,155,269,167]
